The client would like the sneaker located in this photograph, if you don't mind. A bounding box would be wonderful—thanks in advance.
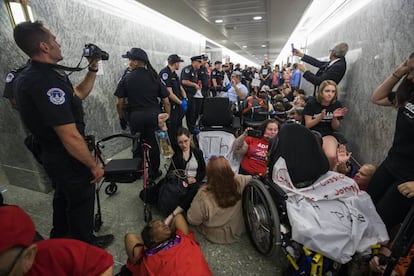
[90,234,114,249]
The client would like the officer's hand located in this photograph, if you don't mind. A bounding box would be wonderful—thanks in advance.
[87,58,100,71]
[181,98,188,112]
[119,118,128,130]
[90,165,104,184]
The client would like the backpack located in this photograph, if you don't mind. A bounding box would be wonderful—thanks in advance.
[157,171,188,216]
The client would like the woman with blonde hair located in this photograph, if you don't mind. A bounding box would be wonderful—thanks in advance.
[187,156,252,244]
[303,80,348,170]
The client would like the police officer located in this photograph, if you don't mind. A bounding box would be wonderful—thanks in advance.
[198,54,210,98]
[210,61,223,97]
[3,61,30,109]
[181,55,202,133]
[115,47,170,180]
[13,21,113,248]
[159,54,187,150]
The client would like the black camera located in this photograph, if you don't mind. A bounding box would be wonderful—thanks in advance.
[83,43,109,60]
[247,129,263,138]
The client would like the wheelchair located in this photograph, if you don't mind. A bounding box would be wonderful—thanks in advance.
[87,133,155,231]
[242,124,389,275]
[198,97,243,172]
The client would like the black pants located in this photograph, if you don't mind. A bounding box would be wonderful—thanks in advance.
[186,94,197,132]
[168,104,184,151]
[129,109,160,175]
[42,150,95,242]
[367,162,414,230]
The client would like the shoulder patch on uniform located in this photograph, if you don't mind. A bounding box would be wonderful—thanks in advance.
[162,72,169,80]
[212,71,216,75]
[46,88,66,105]
[185,68,190,73]
[5,73,15,83]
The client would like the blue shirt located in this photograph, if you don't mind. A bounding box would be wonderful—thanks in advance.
[222,82,248,103]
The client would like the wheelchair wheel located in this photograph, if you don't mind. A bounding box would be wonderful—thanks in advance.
[105,183,118,195]
[242,178,281,256]
[94,213,102,232]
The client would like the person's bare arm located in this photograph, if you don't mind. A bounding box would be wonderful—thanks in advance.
[74,59,99,100]
[54,123,103,183]
[233,128,249,155]
[304,111,325,129]
[124,233,144,264]
[371,60,409,106]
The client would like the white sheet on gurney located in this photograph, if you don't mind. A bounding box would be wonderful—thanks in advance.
[272,157,389,264]
[198,131,241,173]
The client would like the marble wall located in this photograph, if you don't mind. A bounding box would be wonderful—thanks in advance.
[300,0,414,166]
[0,0,204,192]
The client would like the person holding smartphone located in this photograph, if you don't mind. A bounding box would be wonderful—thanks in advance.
[232,119,279,176]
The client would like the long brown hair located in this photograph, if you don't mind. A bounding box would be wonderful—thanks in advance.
[395,52,414,107]
[206,156,240,208]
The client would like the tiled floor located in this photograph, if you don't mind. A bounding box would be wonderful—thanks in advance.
[0,149,283,275]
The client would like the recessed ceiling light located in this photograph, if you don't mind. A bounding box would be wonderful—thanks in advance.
[261,44,266,47]
[253,16,262,20]
[242,45,247,48]
[215,19,223,23]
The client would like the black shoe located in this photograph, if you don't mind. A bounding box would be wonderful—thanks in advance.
[90,234,114,249]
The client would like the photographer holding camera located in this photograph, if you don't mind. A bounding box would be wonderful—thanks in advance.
[13,21,113,248]
[232,119,279,176]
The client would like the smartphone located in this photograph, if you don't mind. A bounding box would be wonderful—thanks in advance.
[291,43,295,53]
[247,129,263,138]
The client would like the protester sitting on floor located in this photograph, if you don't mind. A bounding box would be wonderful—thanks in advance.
[232,119,279,176]
[0,205,113,276]
[303,80,349,170]
[368,51,414,274]
[123,214,212,276]
[161,128,206,221]
[187,156,252,244]
[354,164,377,191]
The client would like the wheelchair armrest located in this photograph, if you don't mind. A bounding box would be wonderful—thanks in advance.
[264,177,288,201]
[97,133,140,146]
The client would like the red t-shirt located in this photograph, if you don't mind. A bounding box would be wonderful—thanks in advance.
[25,239,113,276]
[240,136,269,175]
[126,230,212,276]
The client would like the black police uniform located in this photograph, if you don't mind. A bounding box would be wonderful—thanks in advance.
[180,64,199,132]
[159,66,184,150]
[198,65,209,98]
[3,62,29,106]
[210,68,223,97]
[14,60,94,243]
[115,67,169,176]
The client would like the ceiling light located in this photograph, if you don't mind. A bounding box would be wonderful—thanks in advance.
[215,19,223,23]
[253,16,262,20]
[261,45,266,47]
[242,45,247,48]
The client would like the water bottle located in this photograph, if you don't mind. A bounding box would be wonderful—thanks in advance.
[157,130,174,158]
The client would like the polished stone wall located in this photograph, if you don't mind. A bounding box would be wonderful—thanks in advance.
[0,0,204,192]
[299,0,414,166]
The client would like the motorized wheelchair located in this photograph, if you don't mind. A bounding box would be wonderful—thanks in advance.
[86,133,155,231]
[242,124,389,275]
[198,97,242,172]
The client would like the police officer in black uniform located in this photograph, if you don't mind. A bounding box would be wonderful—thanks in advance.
[13,21,113,248]
[3,61,30,109]
[181,55,202,133]
[198,54,210,98]
[115,47,170,179]
[159,54,187,150]
[210,61,223,97]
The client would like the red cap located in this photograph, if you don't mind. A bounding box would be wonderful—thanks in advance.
[0,205,35,253]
